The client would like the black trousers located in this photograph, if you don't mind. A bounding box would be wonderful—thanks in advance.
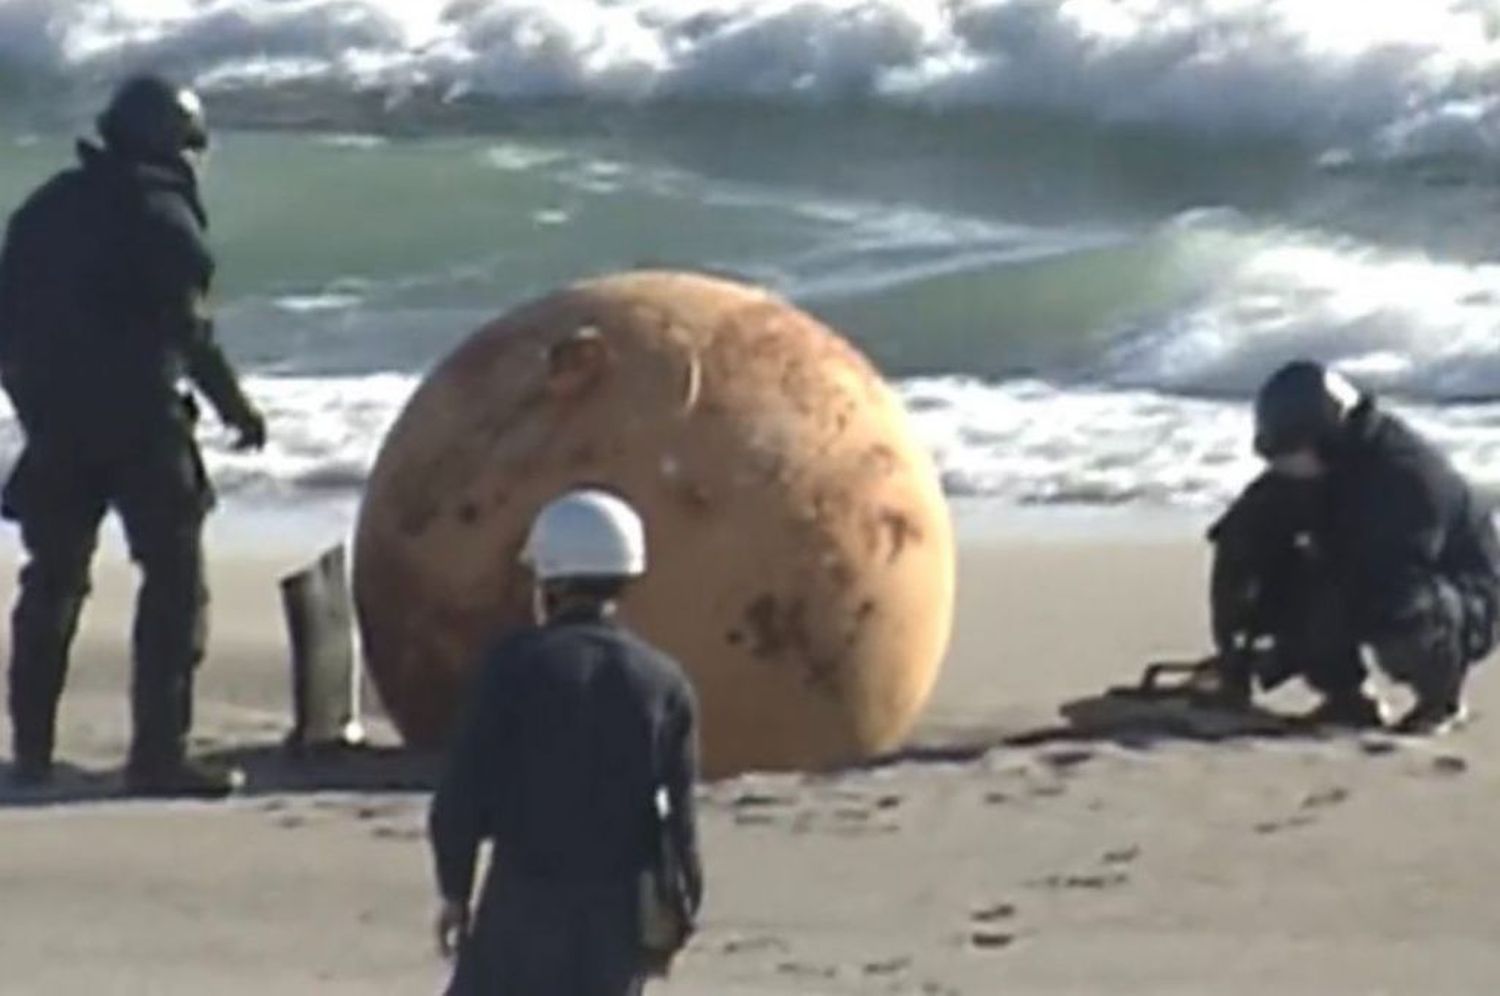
[3,438,210,769]
[446,871,645,996]
[1264,557,1492,704]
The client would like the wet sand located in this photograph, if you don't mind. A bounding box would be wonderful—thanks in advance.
[1,525,1496,994]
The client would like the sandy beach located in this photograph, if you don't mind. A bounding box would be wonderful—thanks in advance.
[13,5,1500,989]
[1,517,1496,995]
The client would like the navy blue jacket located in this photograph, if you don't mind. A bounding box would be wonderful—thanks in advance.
[429,609,702,909]
[1213,399,1500,645]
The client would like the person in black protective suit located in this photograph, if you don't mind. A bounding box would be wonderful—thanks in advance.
[0,76,266,795]
[430,489,703,996]
[1210,361,1500,735]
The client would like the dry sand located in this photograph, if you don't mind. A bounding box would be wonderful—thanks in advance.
[1,521,1497,994]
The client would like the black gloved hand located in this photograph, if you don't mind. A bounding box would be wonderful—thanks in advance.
[230,407,267,452]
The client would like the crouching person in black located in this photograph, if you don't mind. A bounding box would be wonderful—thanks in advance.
[1211,361,1500,735]
[429,489,703,995]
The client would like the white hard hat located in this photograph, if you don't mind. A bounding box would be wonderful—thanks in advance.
[522,489,647,581]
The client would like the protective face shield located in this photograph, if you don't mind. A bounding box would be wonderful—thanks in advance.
[98,76,210,170]
[180,143,211,180]
[176,87,210,176]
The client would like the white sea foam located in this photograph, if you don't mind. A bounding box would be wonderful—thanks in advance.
[7,1,1500,161]
[1104,215,1500,399]
[272,292,367,313]
[1,369,1497,512]
[902,377,1500,508]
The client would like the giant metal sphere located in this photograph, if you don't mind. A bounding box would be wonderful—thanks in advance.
[353,271,954,777]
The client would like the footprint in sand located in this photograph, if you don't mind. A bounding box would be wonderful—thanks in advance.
[1254,786,1350,834]
[1254,814,1316,835]
[1358,744,1468,775]
[834,806,873,823]
[1432,755,1469,776]
[1359,737,1401,757]
[746,790,904,836]
[776,961,839,981]
[372,824,424,842]
[919,982,961,996]
[731,790,798,810]
[730,790,798,827]
[971,902,1016,924]
[862,956,913,976]
[720,934,789,957]
[969,930,1016,951]
[833,822,900,838]
[1039,747,1097,773]
[1300,787,1350,810]
[352,802,407,821]
[1031,872,1129,891]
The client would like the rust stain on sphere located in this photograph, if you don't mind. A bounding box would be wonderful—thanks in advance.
[353,271,955,777]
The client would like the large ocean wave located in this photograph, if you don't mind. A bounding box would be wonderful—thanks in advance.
[1098,213,1500,400]
[6,1,1500,163]
[189,208,1500,510]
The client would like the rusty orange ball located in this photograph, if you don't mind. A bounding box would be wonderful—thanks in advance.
[353,271,954,777]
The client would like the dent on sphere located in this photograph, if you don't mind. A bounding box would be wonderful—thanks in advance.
[353,270,955,778]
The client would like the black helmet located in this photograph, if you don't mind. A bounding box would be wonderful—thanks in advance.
[98,75,209,165]
[1253,360,1361,459]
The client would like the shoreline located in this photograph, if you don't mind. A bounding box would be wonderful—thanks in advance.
[130,495,1219,555]
[0,495,1215,569]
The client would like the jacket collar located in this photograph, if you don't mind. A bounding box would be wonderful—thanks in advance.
[76,139,208,228]
[546,602,618,627]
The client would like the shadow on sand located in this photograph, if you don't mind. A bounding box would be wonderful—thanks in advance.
[0,742,440,809]
[873,687,1333,770]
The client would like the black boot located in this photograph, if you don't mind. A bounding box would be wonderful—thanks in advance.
[126,660,236,799]
[10,704,58,789]
[1377,609,1470,737]
[124,756,240,799]
[9,566,89,792]
[1394,693,1468,736]
[9,755,54,788]
[9,725,56,788]
[1302,688,1387,729]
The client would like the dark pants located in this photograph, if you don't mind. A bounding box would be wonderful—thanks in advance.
[447,871,644,996]
[3,438,210,769]
[1266,558,1491,705]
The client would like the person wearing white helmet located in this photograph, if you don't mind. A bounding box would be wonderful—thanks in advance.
[1209,361,1500,735]
[429,488,703,995]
